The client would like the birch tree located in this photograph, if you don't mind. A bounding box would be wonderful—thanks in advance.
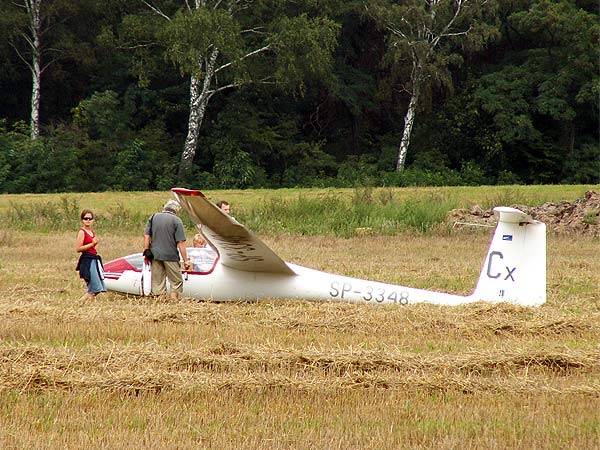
[22,1,44,138]
[2,0,100,139]
[120,1,339,180]
[7,0,51,139]
[366,0,497,171]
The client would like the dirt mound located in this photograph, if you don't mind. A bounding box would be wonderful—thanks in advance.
[450,191,600,236]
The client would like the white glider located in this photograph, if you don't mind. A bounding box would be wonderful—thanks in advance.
[104,188,546,306]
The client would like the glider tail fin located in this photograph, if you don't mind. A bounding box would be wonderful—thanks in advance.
[472,207,546,306]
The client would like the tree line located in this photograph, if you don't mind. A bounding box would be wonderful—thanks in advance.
[0,0,598,193]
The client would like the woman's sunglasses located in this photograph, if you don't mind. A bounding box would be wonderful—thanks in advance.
[82,217,94,221]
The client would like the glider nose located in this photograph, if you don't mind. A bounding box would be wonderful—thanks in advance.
[103,253,145,295]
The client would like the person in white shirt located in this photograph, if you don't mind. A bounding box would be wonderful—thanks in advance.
[188,233,216,272]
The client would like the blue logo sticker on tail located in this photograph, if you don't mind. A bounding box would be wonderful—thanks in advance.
[502,235,513,241]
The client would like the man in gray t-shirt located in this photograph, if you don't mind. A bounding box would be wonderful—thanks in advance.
[143,199,189,299]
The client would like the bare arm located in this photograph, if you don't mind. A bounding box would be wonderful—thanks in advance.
[177,241,190,270]
[144,234,151,250]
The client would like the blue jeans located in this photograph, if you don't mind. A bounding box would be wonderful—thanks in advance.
[88,259,107,294]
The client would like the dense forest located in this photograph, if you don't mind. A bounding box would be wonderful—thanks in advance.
[0,0,598,193]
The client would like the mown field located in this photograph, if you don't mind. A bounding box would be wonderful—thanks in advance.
[0,186,599,449]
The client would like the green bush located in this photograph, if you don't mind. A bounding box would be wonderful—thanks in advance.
[380,167,462,187]
[459,161,491,186]
[212,139,257,189]
[0,124,83,193]
[496,170,523,185]
[335,155,379,187]
[112,140,152,191]
[561,142,600,184]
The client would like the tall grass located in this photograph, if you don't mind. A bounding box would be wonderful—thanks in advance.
[1,185,597,237]
[241,187,459,236]
[3,196,81,231]
[0,189,457,236]
[0,197,148,233]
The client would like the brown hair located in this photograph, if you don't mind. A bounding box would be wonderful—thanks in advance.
[80,209,94,220]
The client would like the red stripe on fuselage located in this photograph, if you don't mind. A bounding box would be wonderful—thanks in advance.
[103,257,138,275]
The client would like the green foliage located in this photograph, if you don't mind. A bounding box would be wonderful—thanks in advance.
[0,120,21,189]
[201,91,338,188]
[368,0,499,105]
[213,139,257,189]
[474,64,542,144]
[113,13,166,87]
[330,62,376,116]
[459,162,490,186]
[71,89,183,191]
[159,8,244,78]
[0,0,597,191]
[0,123,83,193]
[0,93,185,193]
[363,0,501,172]
[270,14,340,94]
[73,90,130,141]
[381,168,459,187]
[473,0,599,183]
[112,140,152,191]
[278,143,338,187]
[335,155,380,187]
[496,170,523,185]
[561,143,600,184]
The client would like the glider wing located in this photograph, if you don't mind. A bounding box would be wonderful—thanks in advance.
[172,188,295,275]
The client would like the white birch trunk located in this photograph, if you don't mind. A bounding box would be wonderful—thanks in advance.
[179,48,219,179]
[179,75,204,178]
[28,0,42,140]
[30,56,41,140]
[396,80,420,172]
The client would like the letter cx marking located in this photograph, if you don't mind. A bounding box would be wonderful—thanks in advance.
[487,251,503,279]
[504,266,516,281]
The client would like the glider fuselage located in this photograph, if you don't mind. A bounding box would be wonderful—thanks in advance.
[103,188,546,307]
[105,250,473,306]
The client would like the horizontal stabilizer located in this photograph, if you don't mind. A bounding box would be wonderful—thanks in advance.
[494,206,538,224]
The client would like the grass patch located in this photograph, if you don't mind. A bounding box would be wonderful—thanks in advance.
[0,196,148,233]
[240,188,458,236]
[0,230,13,246]
[1,185,597,237]
[0,190,457,237]
[3,196,81,231]
[583,209,599,225]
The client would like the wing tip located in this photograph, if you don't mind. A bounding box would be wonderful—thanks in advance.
[172,187,204,197]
